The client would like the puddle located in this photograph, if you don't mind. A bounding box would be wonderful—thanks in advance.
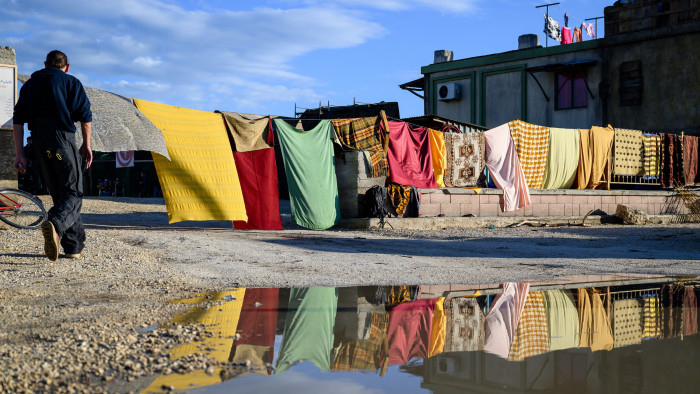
[129,274,700,393]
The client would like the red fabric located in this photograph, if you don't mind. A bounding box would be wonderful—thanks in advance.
[232,288,279,364]
[386,121,438,189]
[561,26,572,44]
[684,135,698,185]
[232,147,284,230]
[387,298,437,365]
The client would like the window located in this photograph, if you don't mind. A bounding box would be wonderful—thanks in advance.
[619,60,642,106]
[556,71,588,110]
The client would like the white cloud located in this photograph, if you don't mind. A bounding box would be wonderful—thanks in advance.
[0,0,385,113]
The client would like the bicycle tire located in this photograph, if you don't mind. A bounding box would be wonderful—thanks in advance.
[0,189,47,230]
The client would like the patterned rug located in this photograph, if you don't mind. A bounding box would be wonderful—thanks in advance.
[642,133,661,177]
[613,128,645,176]
[443,132,485,187]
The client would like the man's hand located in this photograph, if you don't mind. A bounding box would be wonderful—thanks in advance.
[80,142,93,170]
[14,153,27,173]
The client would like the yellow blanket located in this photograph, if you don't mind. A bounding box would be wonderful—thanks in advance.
[577,125,614,189]
[542,128,580,189]
[134,99,247,223]
[428,129,447,187]
[508,120,550,189]
[613,128,645,176]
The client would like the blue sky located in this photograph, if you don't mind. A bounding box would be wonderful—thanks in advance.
[1,0,610,118]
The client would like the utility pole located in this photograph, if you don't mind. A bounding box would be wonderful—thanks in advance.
[536,2,560,48]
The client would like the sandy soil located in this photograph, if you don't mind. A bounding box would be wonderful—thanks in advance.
[1,192,699,392]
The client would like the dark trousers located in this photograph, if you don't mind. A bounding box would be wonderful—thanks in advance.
[33,130,86,254]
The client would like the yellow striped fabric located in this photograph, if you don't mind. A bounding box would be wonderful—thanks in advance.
[133,99,247,223]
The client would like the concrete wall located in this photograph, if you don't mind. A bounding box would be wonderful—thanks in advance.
[1,46,16,180]
[335,151,385,218]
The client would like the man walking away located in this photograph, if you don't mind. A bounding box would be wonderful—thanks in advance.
[12,50,93,261]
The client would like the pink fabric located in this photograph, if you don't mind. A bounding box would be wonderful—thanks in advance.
[386,121,438,189]
[561,26,572,44]
[484,123,531,212]
[483,282,530,359]
[387,298,437,365]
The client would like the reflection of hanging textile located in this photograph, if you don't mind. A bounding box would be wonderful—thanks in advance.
[583,22,595,39]
[612,298,643,347]
[232,148,284,230]
[384,285,419,307]
[387,298,437,365]
[428,298,446,357]
[274,119,341,230]
[544,14,561,41]
[543,290,580,351]
[331,115,389,178]
[508,120,550,189]
[444,132,485,187]
[508,292,550,361]
[444,298,485,352]
[331,311,388,371]
[133,99,247,223]
[231,288,279,372]
[642,295,661,339]
[276,287,338,374]
[561,26,573,44]
[683,287,698,336]
[542,128,580,189]
[218,112,273,152]
[613,128,645,176]
[386,121,438,189]
[642,133,662,178]
[484,124,531,212]
[484,282,530,359]
[683,135,698,185]
[577,125,614,189]
[577,289,613,351]
[661,284,683,338]
[428,129,447,187]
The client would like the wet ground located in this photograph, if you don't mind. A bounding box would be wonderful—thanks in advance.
[108,275,700,393]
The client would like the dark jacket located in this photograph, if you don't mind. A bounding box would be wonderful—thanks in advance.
[13,67,92,133]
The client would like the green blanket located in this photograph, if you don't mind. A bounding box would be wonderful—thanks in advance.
[274,119,341,230]
[276,287,338,374]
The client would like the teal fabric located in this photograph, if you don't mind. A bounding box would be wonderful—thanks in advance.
[275,287,338,374]
[274,119,341,230]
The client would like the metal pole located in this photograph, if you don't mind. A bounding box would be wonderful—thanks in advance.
[585,16,604,39]
[536,3,560,48]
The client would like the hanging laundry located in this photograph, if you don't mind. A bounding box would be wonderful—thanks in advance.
[444,298,485,352]
[444,131,486,187]
[232,147,283,230]
[561,26,573,44]
[133,99,247,223]
[218,111,274,152]
[428,298,447,357]
[641,294,661,339]
[508,120,550,189]
[331,112,390,178]
[508,292,550,361]
[542,290,579,351]
[386,121,438,189]
[660,133,685,187]
[583,22,596,39]
[612,298,643,347]
[613,128,645,176]
[573,26,583,42]
[577,288,613,351]
[577,125,615,189]
[544,14,561,41]
[542,128,580,189]
[642,133,662,178]
[683,135,698,185]
[428,129,447,187]
[230,288,279,373]
[483,282,530,359]
[387,298,437,366]
[484,123,531,212]
[273,119,341,230]
[276,287,338,374]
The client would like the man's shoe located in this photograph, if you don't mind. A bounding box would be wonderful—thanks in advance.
[40,221,60,261]
[64,253,81,259]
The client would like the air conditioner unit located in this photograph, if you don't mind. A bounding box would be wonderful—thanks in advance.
[437,83,461,101]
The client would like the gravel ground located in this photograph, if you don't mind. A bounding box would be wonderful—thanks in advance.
[1,192,699,392]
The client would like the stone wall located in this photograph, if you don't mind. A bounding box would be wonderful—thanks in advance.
[335,151,385,218]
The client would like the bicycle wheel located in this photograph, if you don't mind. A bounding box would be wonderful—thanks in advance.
[0,189,47,229]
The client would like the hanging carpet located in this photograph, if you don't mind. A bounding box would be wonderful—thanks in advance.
[443,131,485,187]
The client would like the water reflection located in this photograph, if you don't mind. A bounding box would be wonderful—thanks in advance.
[140,277,700,393]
